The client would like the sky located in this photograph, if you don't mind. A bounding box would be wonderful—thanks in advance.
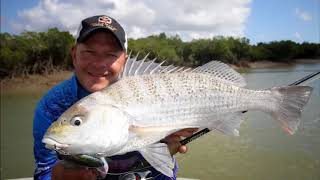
[1,0,319,44]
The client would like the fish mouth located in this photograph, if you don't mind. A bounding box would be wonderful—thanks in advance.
[42,137,69,151]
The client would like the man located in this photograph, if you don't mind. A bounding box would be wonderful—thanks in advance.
[33,15,197,180]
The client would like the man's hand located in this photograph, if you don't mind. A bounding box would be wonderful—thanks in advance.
[52,162,100,180]
[161,128,198,155]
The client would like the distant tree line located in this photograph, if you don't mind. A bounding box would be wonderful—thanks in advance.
[129,33,320,67]
[1,29,319,78]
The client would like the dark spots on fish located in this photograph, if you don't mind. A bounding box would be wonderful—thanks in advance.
[60,118,67,125]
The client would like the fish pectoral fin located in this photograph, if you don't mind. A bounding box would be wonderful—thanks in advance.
[139,143,174,178]
[208,112,244,136]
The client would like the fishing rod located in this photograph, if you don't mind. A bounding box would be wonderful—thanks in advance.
[180,71,320,146]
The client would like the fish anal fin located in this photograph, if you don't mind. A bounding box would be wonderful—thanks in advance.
[139,143,174,177]
[207,113,244,136]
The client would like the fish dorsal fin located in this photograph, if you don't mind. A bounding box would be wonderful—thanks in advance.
[119,55,246,87]
[139,143,174,178]
[119,53,184,78]
[192,61,246,87]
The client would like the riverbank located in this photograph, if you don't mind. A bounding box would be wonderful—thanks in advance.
[230,59,320,71]
[1,70,73,94]
[1,59,319,93]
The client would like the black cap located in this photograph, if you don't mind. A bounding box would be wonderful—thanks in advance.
[76,15,127,51]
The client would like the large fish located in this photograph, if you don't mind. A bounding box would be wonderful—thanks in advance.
[42,56,313,177]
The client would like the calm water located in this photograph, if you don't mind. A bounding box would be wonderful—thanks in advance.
[1,63,320,180]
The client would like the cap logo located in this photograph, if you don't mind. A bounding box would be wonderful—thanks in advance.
[90,15,117,31]
[98,16,112,26]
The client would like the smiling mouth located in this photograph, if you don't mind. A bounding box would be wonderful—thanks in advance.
[88,71,110,77]
[42,137,69,151]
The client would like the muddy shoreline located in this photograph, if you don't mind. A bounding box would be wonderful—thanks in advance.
[1,70,73,94]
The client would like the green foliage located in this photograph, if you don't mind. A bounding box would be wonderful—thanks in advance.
[295,42,320,59]
[129,34,319,67]
[1,30,319,78]
[264,40,298,61]
[0,28,74,78]
[249,44,273,61]
[186,37,234,66]
[128,33,184,65]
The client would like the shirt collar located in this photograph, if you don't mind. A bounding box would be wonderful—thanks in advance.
[71,74,91,99]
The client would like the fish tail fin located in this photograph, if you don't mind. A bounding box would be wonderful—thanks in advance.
[270,86,312,135]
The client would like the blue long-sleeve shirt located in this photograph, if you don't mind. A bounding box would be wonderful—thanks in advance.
[33,74,177,180]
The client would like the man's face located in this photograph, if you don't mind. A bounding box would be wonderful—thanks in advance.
[72,31,127,92]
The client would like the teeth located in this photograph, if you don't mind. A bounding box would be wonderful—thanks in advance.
[89,71,109,76]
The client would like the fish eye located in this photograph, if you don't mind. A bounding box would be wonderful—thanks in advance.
[71,116,83,126]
